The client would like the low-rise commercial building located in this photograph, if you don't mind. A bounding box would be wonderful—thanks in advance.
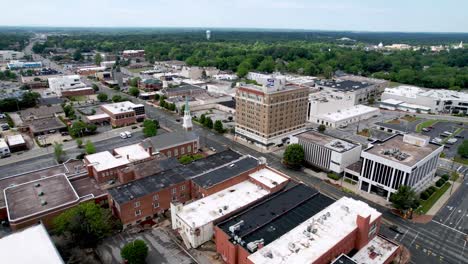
[0,223,64,264]
[76,66,106,76]
[312,105,380,128]
[122,50,145,59]
[6,134,27,152]
[164,84,207,98]
[84,151,130,184]
[48,75,94,97]
[315,79,382,104]
[0,50,24,62]
[7,61,42,70]
[138,78,163,90]
[27,117,68,136]
[381,85,468,114]
[100,101,145,127]
[141,131,199,158]
[290,130,362,173]
[347,134,443,200]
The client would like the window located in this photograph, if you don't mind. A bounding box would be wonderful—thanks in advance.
[172,188,177,194]
[187,145,191,152]
[153,194,159,201]
[153,203,159,208]
[135,210,141,216]
[134,201,140,208]
[181,147,185,154]
[174,148,178,156]
[180,185,186,191]
[167,150,172,157]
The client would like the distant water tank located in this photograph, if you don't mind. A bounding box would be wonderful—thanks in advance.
[206,30,211,40]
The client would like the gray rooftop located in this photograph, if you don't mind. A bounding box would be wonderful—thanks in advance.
[317,79,373,91]
[168,84,205,93]
[143,131,199,151]
[294,130,358,153]
[108,149,242,204]
[192,156,259,189]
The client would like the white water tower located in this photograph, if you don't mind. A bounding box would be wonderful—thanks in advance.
[206,30,211,40]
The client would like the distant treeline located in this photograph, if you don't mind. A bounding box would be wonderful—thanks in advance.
[28,31,468,89]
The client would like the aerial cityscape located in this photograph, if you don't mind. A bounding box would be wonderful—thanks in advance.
[0,1,467,264]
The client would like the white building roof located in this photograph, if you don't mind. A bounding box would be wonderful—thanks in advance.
[86,113,110,121]
[383,86,422,98]
[249,168,288,189]
[0,138,8,148]
[6,134,25,146]
[420,89,468,101]
[317,105,379,122]
[85,151,129,171]
[352,235,399,264]
[177,180,270,229]
[123,50,144,54]
[101,101,144,115]
[48,75,87,95]
[248,197,381,264]
[0,224,64,264]
[114,144,150,162]
[380,98,404,105]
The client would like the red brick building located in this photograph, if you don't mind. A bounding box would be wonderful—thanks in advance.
[122,50,145,59]
[138,78,163,91]
[84,151,130,184]
[215,187,400,264]
[141,131,199,159]
[100,101,146,127]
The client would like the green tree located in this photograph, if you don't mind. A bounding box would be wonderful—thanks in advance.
[129,87,140,97]
[76,138,83,148]
[112,94,123,102]
[154,94,160,100]
[204,116,213,129]
[199,114,206,124]
[54,202,114,248]
[236,61,251,78]
[53,142,66,163]
[458,140,468,159]
[97,93,108,102]
[85,140,96,154]
[129,77,140,87]
[92,83,99,92]
[283,144,305,169]
[121,239,149,264]
[94,53,103,66]
[214,120,224,133]
[159,97,166,108]
[73,50,83,61]
[368,97,375,105]
[142,119,158,137]
[390,186,420,212]
[69,121,97,138]
[323,65,334,79]
[318,124,326,133]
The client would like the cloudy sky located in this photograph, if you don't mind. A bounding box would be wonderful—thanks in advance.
[1,0,467,32]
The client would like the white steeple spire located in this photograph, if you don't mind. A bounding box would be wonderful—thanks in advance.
[182,97,193,131]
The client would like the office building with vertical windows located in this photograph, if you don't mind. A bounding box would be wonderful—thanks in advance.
[351,134,443,200]
[290,130,361,174]
[235,83,309,149]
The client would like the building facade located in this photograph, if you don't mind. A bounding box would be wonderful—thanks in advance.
[0,50,24,62]
[101,101,145,127]
[235,84,309,148]
[290,130,362,174]
[354,134,443,200]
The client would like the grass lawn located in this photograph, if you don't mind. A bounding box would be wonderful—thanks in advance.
[416,119,439,132]
[129,67,153,73]
[387,118,401,124]
[357,128,370,137]
[454,156,468,165]
[416,182,451,214]
[401,115,420,122]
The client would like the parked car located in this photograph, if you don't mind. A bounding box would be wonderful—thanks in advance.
[209,147,217,152]
[422,128,431,132]
[125,131,132,138]
[0,113,6,119]
[446,138,458,145]
[1,124,9,131]
[389,225,404,234]
[120,132,127,139]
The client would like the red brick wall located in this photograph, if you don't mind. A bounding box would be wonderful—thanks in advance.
[0,207,7,220]
[159,141,198,159]
[61,88,94,97]
[237,246,251,264]
[215,226,238,264]
[111,180,191,225]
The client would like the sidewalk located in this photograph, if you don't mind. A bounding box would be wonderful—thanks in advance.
[0,126,143,166]
[426,180,461,215]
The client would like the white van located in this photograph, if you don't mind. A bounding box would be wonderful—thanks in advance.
[120,132,127,139]
[125,131,132,138]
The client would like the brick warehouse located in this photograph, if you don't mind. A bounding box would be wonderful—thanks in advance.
[215,184,400,264]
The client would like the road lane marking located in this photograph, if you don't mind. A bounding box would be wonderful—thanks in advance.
[410,232,419,246]
[432,220,468,236]
[399,229,409,242]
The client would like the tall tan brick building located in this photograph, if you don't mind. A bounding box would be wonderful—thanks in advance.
[235,83,309,148]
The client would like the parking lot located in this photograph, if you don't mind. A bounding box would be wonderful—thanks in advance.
[97,227,194,264]
[419,121,467,158]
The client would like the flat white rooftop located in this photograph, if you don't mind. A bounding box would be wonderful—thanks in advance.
[86,113,110,120]
[0,138,8,148]
[177,180,270,229]
[317,105,379,122]
[352,235,399,264]
[6,134,25,146]
[114,143,150,162]
[383,86,422,98]
[101,101,144,115]
[248,197,381,264]
[399,102,431,111]
[249,168,288,189]
[85,151,129,172]
[0,224,64,264]
[380,98,404,105]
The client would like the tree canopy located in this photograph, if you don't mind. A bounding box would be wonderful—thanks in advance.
[390,186,420,212]
[121,239,149,264]
[85,140,96,154]
[142,119,158,137]
[283,144,305,169]
[458,140,468,159]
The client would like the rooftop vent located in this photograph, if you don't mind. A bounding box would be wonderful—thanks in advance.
[247,239,264,252]
[382,148,410,161]
[288,242,300,253]
[228,220,244,234]
[38,191,44,196]
[41,200,47,206]
[34,183,41,188]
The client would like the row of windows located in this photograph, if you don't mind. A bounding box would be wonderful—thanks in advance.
[166,145,193,157]
[408,155,438,187]
[134,186,187,208]
[115,113,135,119]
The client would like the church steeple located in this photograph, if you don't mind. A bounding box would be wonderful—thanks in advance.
[182,97,193,131]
